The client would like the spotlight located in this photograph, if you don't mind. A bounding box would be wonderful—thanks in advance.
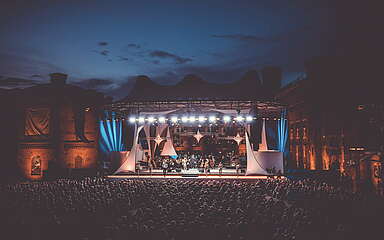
[209,116,216,123]
[223,115,231,122]
[181,116,188,123]
[246,116,253,122]
[129,117,136,123]
[147,116,155,123]
[236,115,244,122]
[198,116,205,122]
[158,116,166,123]
[171,116,178,123]
[189,116,196,122]
[138,117,145,123]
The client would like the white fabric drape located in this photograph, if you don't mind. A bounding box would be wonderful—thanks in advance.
[160,127,178,157]
[254,151,284,174]
[259,119,268,151]
[143,125,152,161]
[154,124,168,153]
[114,125,144,174]
[156,124,168,139]
[246,131,268,175]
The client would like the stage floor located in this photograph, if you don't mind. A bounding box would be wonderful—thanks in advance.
[108,168,275,179]
[107,175,270,179]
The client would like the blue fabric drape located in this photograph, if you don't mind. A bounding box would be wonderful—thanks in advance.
[277,110,288,156]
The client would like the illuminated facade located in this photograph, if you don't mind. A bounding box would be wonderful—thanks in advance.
[15,73,106,180]
[276,57,384,191]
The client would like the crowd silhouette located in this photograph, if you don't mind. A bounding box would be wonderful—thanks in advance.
[1,177,383,240]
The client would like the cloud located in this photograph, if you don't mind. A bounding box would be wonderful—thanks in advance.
[212,25,311,44]
[149,50,192,64]
[0,53,64,79]
[118,56,129,61]
[212,34,280,43]
[98,42,108,46]
[100,50,109,56]
[0,77,40,88]
[127,43,141,49]
[92,50,109,56]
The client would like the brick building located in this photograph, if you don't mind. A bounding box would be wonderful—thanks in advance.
[0,73,106,180]
[276,56,384,191]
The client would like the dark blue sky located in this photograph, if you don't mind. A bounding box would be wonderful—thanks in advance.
[0,0,379,99]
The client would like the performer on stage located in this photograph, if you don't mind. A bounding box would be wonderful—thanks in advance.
[162,160,168,177]
[209,156,215,169]
[148,160,153,175]
[182,157,188,171]
[218,161,223,176]
[204,159,209,177]
[236,162,240,177]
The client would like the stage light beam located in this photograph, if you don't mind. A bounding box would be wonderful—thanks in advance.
[138,117,145,123]
[209,116,216,123]
[198,116,205,122]
[147,116,155,123]
[189,116,196,122]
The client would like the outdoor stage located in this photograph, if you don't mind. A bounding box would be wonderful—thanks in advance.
[102,99,288,178]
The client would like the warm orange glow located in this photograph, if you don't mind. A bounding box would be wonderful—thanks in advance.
[339,145,346,173]
[357,105,365,111]
[18,145,53,180]
[322,145,330,170]
[309,145,316,170]
[295,145,299,167]
[63,145,98,168]
[302,145,307,169]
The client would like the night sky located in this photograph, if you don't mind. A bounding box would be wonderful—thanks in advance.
[0,0,381,99]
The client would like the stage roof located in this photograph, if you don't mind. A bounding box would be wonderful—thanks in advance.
[105,99,286,118]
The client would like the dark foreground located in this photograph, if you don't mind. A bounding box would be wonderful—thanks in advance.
[1,177,383,240]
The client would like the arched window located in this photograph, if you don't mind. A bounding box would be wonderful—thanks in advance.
[75,156,83,168]
[31,156,42,175]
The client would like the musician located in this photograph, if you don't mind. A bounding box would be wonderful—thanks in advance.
[148,160,153,175]
[218,162,223,176]
[236,162,240,177]
[162,160,168,177]
[209,157,215,169]
[182,157,188,171]
[204,160,209,176]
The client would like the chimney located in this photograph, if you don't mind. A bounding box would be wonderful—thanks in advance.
[49,73,67,86]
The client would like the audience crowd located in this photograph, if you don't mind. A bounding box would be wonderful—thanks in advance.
[0,177,383,240]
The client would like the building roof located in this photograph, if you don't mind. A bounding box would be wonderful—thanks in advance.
[122,71,270,101]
